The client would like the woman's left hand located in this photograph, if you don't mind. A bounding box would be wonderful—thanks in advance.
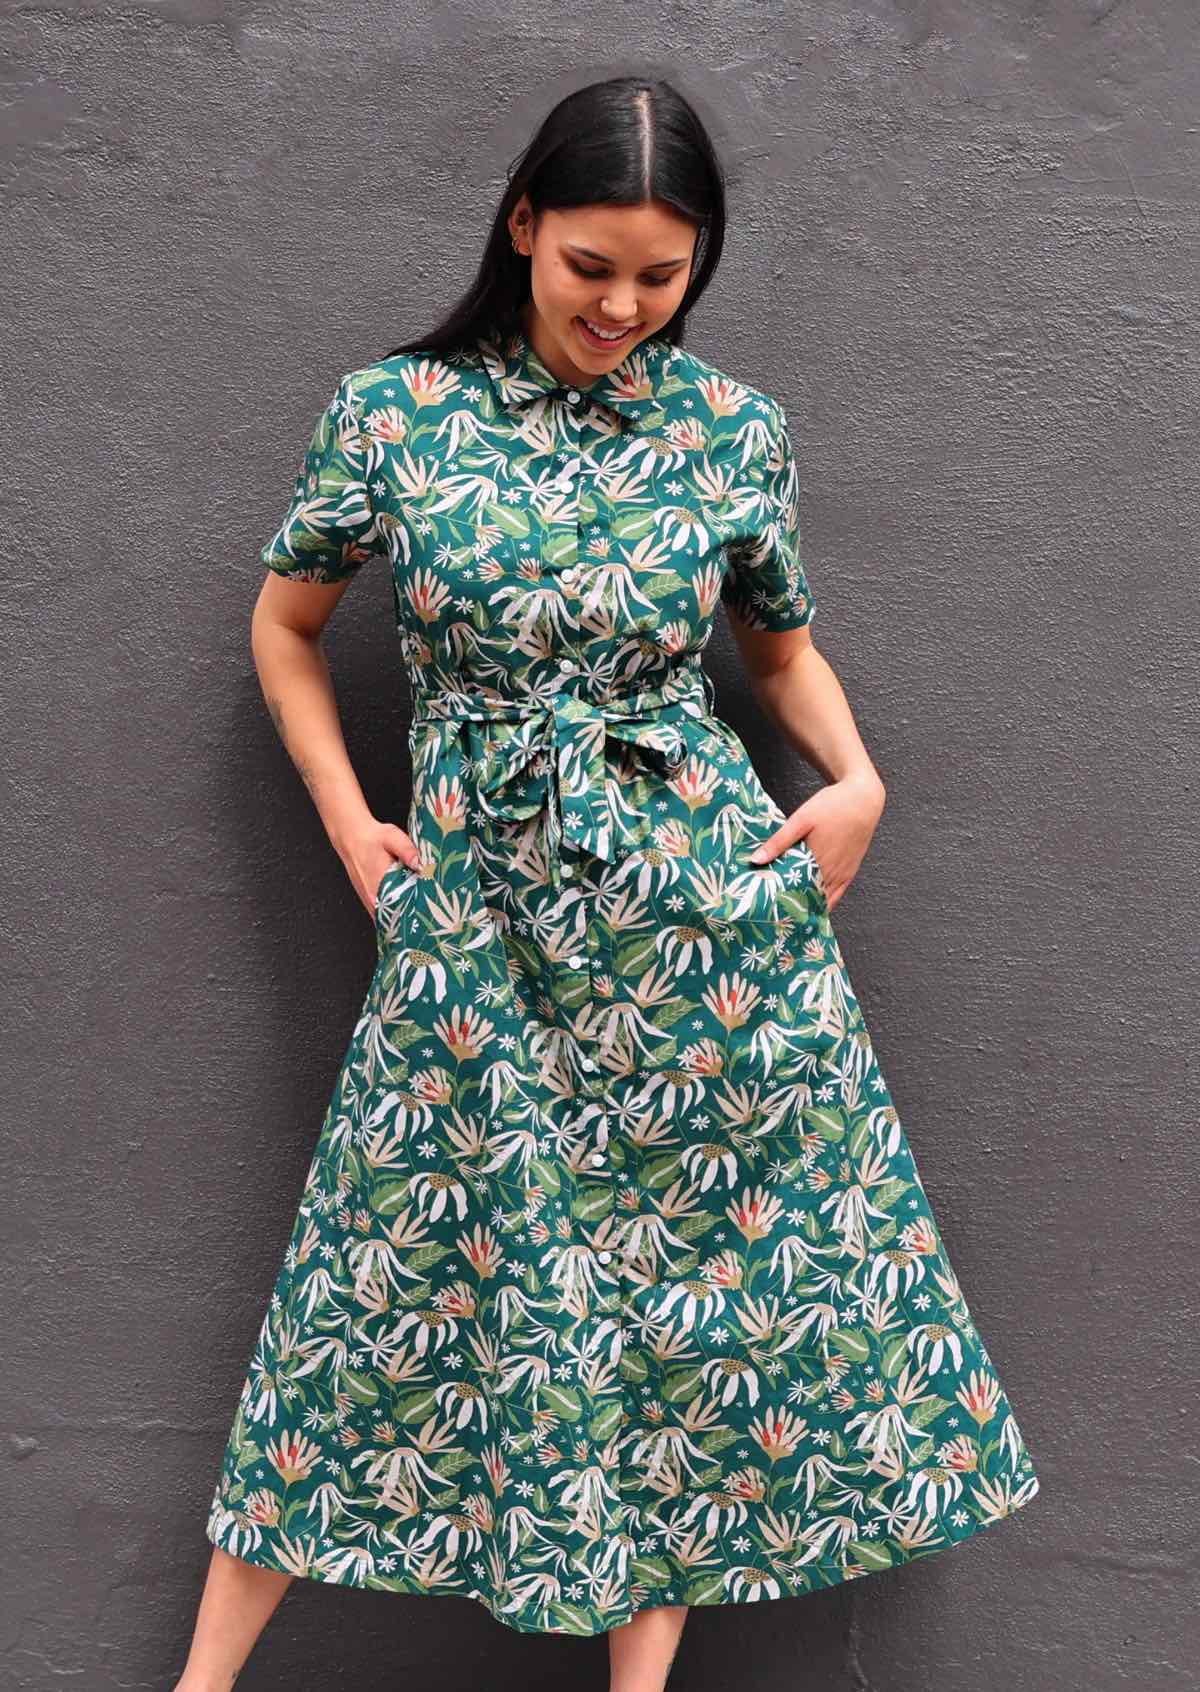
[750,772,886,910]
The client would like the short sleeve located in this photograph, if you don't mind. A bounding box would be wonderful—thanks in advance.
[720,403,816,632]
[259,373,383,584]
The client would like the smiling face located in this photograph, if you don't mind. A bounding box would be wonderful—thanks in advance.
[508,197,700,389]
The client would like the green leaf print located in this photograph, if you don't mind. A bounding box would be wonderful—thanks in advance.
[480,500,532,539]
[643,1154,684,1188]
[611,508,657,541]
[684,1573,728,1607]
[540,1382,582,1421]
[870,1176,912,1211]
[663,1365,705,1401]
[339,1370,380,1407]
[827,1327,872,1363]
[395,1389,440,1423]
[589,1402,622,1442]
[547,1603,602,1635]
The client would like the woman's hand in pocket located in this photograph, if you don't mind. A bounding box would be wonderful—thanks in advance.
[750,773,885,910]
[339,820,422,918]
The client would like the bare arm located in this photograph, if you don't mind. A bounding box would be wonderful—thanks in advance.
[726,612,886,909]
[251,572,421,914]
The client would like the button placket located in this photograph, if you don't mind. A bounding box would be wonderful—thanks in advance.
[548,394,582,598]
[590,1108,618,1287]
[555,395,581,489]
[554,387,616,1279]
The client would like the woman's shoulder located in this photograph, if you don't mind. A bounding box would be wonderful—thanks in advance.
[662,339,786,428]
[340,342,482,415]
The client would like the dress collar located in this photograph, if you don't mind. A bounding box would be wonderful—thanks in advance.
[475,317,675,428]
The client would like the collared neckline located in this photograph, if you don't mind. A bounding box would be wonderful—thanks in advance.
[475,316,674,427]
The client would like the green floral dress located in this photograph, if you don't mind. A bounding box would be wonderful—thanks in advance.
[206,321,1041,1634]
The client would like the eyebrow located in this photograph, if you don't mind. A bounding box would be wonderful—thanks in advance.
[565,243,690,269]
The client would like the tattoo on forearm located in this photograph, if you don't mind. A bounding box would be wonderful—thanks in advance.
[265,691,287,745]
[265,690,321,803]
[293,756,321,803]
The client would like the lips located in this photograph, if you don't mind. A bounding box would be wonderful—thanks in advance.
[575,316,640,349]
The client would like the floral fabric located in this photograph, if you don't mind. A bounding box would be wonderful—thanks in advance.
[206,321,1040,1634]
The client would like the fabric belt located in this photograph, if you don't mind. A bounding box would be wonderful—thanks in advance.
[411,662,716,882]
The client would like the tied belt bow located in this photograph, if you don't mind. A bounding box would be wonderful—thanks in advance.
[412,665,714,884]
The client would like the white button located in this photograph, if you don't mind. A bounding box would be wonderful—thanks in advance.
[580,1058,597,1072]
[566,388,580,401]
[597,1250,613,1263]
[562,570,576,587]
[567,953,585,967]
[558,658,577,672]
[590,1152,606,1166]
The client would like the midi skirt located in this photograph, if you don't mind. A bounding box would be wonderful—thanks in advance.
[205,660,1041,1635]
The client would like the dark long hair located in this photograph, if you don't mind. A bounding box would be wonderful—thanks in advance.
[380,75,726,362]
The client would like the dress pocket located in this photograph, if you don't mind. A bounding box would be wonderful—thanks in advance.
[373,858,417,936]
[696,714,830,921]
[772,837,830,920]
[731,836,827,930]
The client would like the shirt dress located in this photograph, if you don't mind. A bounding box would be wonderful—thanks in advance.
[205,320,1041,1635]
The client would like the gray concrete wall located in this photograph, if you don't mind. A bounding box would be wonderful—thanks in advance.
[2,3,1195,1688]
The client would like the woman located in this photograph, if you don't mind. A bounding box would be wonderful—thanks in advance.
[177,74,1040,1692]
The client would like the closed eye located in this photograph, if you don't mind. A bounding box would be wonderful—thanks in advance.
[570,261,675,289]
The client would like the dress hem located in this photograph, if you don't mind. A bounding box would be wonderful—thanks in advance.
[204,1473,1041,1638]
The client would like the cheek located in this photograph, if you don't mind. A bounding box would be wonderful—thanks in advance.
[546,255,583,296]
[648,283,687,322]
[546,275,588,323]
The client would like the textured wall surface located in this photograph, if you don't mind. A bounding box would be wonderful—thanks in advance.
[2,3,1196,1688]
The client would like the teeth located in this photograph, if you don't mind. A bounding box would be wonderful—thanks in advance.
[584,320,631,340]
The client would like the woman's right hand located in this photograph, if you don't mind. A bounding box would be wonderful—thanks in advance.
[339,820,423,918]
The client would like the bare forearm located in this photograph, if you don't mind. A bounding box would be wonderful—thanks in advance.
[748,641,884,796]
[250,611,372,851]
